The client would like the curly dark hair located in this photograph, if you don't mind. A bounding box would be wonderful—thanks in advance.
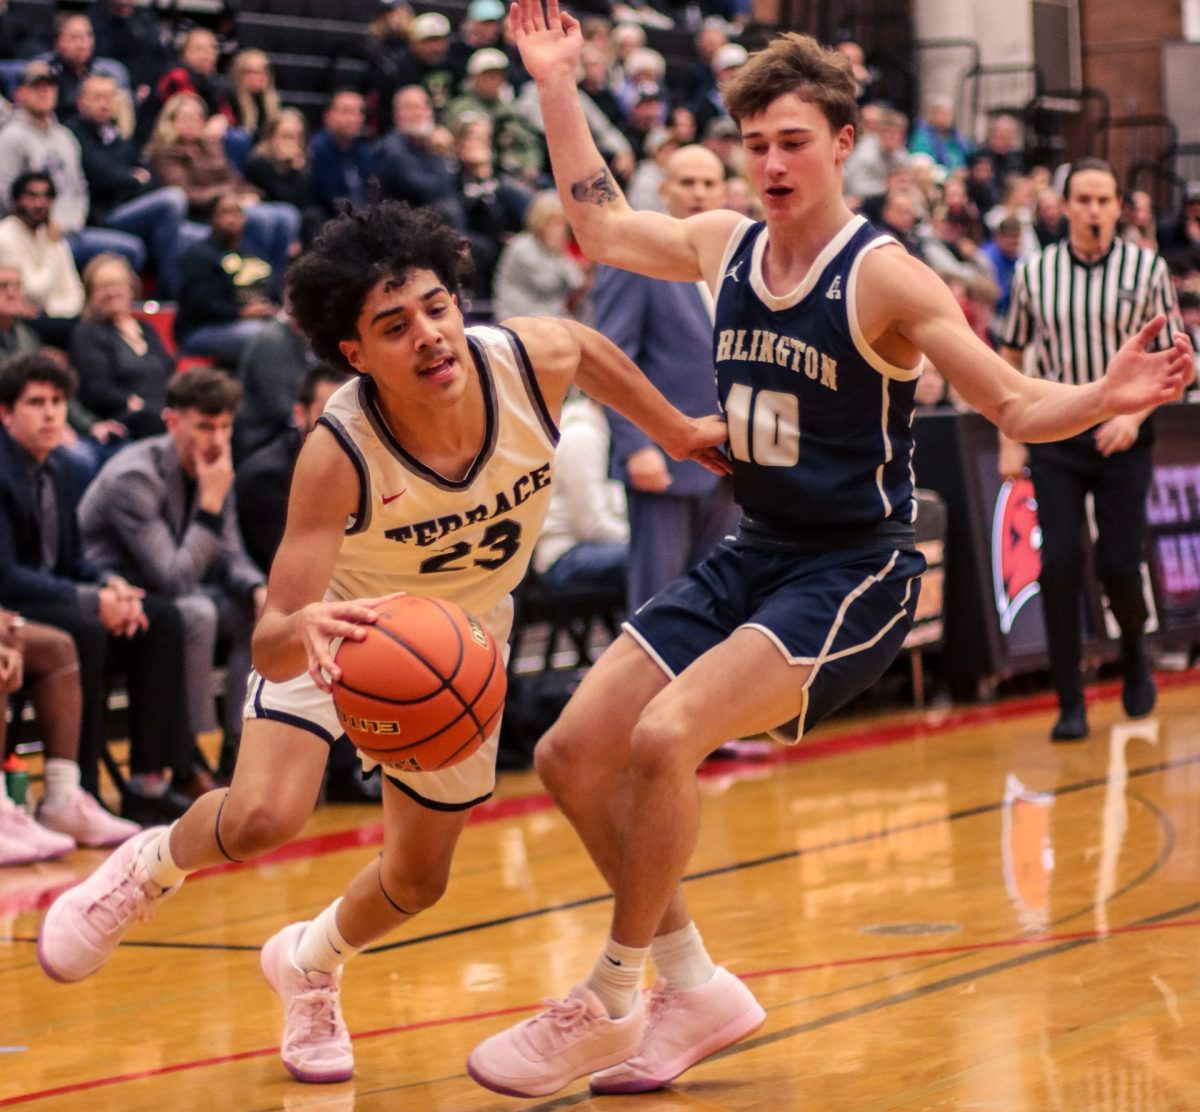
[0,352,77,407]
[285,201,472,373]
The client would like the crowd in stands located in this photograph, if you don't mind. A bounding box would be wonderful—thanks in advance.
[2,0,1199,865]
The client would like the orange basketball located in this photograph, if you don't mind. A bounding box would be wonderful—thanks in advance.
[331,596,506,770]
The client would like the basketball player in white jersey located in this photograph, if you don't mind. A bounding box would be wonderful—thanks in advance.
[36,202,730,1084]
[466,1,1195,1098]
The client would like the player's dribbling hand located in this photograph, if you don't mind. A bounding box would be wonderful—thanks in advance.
[509,0,582,83]
[1100,315,1194,415]
[298,592,406,691]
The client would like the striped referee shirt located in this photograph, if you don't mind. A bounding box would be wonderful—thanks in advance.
[999,238,1182,384]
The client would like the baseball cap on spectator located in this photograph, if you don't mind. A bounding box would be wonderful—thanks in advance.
[1184,181,1200,204]
[467,0,506,20]
[704,117,740,140]
[410,12,451,40]
[19,60,58,86]
[713,43,747,72]
[467,48,509,76]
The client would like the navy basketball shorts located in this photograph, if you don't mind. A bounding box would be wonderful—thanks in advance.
[624,539,926,742]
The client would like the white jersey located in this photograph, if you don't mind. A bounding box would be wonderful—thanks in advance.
[317,324,559,641]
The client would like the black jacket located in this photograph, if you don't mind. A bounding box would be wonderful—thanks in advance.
[67,116,157,224]
[0,427,103,606]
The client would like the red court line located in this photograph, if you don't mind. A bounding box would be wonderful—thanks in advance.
[6,913,1199,1107]
[5,667,1198,915]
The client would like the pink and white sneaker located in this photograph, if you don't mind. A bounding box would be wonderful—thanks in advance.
[38,789,140,848]
[260,922,354,1084]
[37,826,175,982]
[467,985,646,1098]
[589,968,766,1094]
[0,794,75,864]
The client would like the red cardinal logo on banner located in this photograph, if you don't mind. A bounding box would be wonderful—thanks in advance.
[992,476,1042,634]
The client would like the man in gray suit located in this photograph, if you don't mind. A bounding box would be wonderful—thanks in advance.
[593,145,739,610]
[79,367,265,771]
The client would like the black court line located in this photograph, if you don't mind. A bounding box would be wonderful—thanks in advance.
[10,750,1198,958]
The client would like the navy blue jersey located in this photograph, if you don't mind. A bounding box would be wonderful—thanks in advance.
[713,215,922,537]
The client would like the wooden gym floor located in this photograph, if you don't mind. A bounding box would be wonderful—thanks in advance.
[2,670,1199,1111]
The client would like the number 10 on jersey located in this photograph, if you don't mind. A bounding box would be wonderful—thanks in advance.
[725,384,800,467]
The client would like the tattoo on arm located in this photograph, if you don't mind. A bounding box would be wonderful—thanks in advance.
[570,167,618,207]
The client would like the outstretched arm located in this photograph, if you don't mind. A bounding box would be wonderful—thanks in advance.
[510,0,738,282]
[863,250,1194,442]
[510,315,731,476]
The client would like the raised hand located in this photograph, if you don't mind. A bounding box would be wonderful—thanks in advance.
[1100,315,1195,416]
[509,0,583,83]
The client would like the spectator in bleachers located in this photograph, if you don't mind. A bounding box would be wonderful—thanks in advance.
[244,109,325,246]
[978,215,1023,323]
[68,253,171,443]
[1156,182,1200,275]
[455,116,531,300]
[682,21,725,109]
[155,27,232,125]
[577,42,627,132]
[624,125,673,211]
[919,204,992,286]
[0,609,139,863]
[308,89,373,218]
[233,307,319,463]
[908,95,970,172]
[593,145,737,611]
[533,390,628,592]
[1033,185,1066,247]
[0,61,145,273]
[0,0,44,65]
[69,73,192,299]
[444,48,543,185]
[942,171,985,241]
[689,41,745,138]
[145,92,299,282]
[668,104,696,145]
[835,39,877,105]
[701,114,743,178]
[724,174,760,218]
[0,262,40,360]
[966,150,998,213]
[625,82,666,160]
[614,46,665,118]
[90,0,173,98]
[387,11,465,115]
[0,352,197,818]
[44,12,131,130]
[875,187,923,257]
[611,20,646,78]
[174,191,277,364]
[362,0,413,132]
[235,364,349,576]
[976,114,1027,196]
[493,190,588,320]
[79,366,263,771]
[984,173,1038,257]
[843,107,908,205]
[0,171,84,345]
[1121,189,1157,252]
[228,50,279,146]
[449,0,508,72]
[375,85,460,222]
[515,55,633,182]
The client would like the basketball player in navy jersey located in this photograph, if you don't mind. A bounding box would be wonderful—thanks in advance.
[467,3,1195,1098]
[37,202,729,1085]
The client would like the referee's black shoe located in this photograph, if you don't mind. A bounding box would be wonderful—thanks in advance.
[1121,644,1157,719]
[1051,702,1089,742]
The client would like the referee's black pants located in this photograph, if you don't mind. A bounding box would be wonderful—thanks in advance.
[1028,427,1153,710]
[16,593,194,795]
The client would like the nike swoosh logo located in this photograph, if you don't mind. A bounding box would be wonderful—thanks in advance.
[605,956,622,966]
[382,489,407,505]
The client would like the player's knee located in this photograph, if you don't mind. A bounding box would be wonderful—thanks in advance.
[534,722,595,796]
[628,712,692,779]
[379,859,449,914]
[219,798,304,859]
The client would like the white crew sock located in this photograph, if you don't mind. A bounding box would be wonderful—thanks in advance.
[41,758,80,807]
[140,823,189,891]
[585,937,650,1019]
[294,899,363,976]
[651,921,717,992]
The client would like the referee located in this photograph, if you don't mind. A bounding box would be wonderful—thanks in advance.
[998,157,1187,741]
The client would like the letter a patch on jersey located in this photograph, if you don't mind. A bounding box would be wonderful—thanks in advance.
[826,275,842,300]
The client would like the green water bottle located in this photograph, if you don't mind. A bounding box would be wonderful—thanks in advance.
[3,753,29,809]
